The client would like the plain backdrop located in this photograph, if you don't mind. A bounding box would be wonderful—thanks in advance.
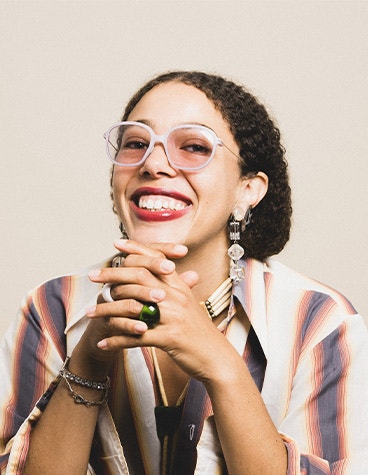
[1,0,367,337]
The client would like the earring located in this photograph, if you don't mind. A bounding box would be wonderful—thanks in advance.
[228,206,252,282]
[119,222,129,240]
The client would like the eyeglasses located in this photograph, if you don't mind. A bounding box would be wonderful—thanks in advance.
[103,121,240,171]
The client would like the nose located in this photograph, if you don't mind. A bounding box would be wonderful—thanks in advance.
[138,139,177,177]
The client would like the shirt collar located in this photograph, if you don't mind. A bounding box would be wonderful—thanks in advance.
[232,258,270,359]
[63,257,271,359]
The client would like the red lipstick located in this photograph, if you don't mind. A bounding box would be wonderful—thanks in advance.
[130,187,192,222]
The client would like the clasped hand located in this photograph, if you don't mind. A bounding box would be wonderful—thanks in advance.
[82,239,230,382]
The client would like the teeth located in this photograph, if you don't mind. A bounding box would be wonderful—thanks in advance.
[154,199,162,210]
[138,195,186,211]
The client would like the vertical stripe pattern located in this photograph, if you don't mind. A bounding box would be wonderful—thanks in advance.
[1,257,368,474]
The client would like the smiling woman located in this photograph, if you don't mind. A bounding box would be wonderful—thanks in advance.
[1,71,367,475]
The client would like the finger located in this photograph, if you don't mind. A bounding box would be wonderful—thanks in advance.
[108,283,166,303]
[122,255,194,295]
[97,333,151,351]
[95,319,148,343]
[179,270,199,289]
[118,253,197,292]
[88,265,168,287]
[114,239,188,259]
[86,298,144,319]
[123,254,176,275]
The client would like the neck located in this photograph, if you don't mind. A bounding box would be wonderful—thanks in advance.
[174,240,230,303]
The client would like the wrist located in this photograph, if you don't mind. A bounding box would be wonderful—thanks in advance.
[69,345,112,382]
[201,349,250,394]
[58,358,110,407]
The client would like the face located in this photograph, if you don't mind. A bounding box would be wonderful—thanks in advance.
[112,82,249,253]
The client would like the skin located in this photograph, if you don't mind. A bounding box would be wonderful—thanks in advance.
[24,83,287,474]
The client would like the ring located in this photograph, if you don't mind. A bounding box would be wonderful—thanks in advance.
[102,283,114,303]
[139,302,160,329]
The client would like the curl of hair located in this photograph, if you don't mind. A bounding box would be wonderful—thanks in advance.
[115,70,292,261]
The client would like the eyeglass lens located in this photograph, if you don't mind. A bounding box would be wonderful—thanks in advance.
[107,123,217,169]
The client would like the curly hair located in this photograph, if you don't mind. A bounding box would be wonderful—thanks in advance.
[113,70,292,260]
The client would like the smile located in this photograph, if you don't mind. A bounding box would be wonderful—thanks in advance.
[138,195,186,211]
[130,187,192,221]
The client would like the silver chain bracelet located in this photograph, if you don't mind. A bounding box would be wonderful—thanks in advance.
[59,357,110,407]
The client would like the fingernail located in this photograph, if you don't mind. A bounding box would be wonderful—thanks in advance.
[135,322,147,332]
[88,269,101,278]
[97,339,107,349]
[114,239,128,247]
[174,244,188,254]
[85,305,96,316]
[150,289,166,301]
[160,259,175,273]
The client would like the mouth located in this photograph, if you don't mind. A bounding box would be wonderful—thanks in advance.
[130,187,192,221]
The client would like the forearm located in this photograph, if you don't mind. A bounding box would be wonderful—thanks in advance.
[205,357,287,475]
[23,353,110,475]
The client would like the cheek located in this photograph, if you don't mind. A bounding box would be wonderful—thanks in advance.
[111,171,131,215]
[112,169,131,195]
[195,166,241,199]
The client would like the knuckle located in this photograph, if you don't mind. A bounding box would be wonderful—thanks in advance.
[151,243,169,255]
[127,299,141,315]
[135,267,150,283]
[174,292,188,308]
[123,254,134,266]
[154,249,166,258]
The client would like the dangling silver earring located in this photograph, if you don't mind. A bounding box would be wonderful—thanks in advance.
[119,222,129,240]
[228,206,252,282]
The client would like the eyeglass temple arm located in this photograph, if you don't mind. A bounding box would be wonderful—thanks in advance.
[220,141,242,161]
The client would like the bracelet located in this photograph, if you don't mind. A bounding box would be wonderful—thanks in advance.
[59,357,110,390]
[58,357,110,407]
[62,376,109,407]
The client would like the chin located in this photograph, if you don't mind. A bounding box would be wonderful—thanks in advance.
[128,227,187,245]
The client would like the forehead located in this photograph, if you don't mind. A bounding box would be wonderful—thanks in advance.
[127,82,229,135]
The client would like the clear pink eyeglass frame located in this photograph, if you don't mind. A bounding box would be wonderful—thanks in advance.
[103,121,240,171]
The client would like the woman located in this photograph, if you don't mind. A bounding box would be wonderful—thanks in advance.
[1,71,367,474]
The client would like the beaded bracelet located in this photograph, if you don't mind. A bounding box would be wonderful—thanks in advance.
[59,357,110,407]
[59,357,110,390]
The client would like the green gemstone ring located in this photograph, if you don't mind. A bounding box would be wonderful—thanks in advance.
[139,302,160,329]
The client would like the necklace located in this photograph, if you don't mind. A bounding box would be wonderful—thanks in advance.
[151,277,233,405]
[201,277,232,320]
[151,277,232,473]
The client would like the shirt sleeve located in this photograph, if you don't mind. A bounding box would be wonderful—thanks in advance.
[0,279,68,474]
[0,274,115,475]
[278,314,368,474]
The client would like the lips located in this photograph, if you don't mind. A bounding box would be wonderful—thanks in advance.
[130,187,192,221]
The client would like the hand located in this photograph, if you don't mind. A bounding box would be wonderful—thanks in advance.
[85,239,237,382]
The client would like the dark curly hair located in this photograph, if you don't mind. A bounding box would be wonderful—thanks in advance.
[113,70,292,260]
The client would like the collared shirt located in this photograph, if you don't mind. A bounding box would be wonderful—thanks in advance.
[1,257,368,474]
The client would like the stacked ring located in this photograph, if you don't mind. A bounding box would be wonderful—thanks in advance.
[139,302,160,328]
[102,283,114,303]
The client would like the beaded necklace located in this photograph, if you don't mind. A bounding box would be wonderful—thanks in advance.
[151,277,233,472]
[201,277,232,320]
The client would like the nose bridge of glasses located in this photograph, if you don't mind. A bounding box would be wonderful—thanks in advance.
[147,131,171,160]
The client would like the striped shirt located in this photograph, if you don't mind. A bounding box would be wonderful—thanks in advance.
[1,257,368,473]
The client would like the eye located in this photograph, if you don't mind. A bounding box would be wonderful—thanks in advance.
[172,127,215,158]
[122,138,148,150]
[119,128,150,151]
[182,142,211,155]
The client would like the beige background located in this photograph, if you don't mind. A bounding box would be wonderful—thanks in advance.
[1,0,367,337]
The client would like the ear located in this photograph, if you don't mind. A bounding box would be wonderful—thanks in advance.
[236,172,268,210]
